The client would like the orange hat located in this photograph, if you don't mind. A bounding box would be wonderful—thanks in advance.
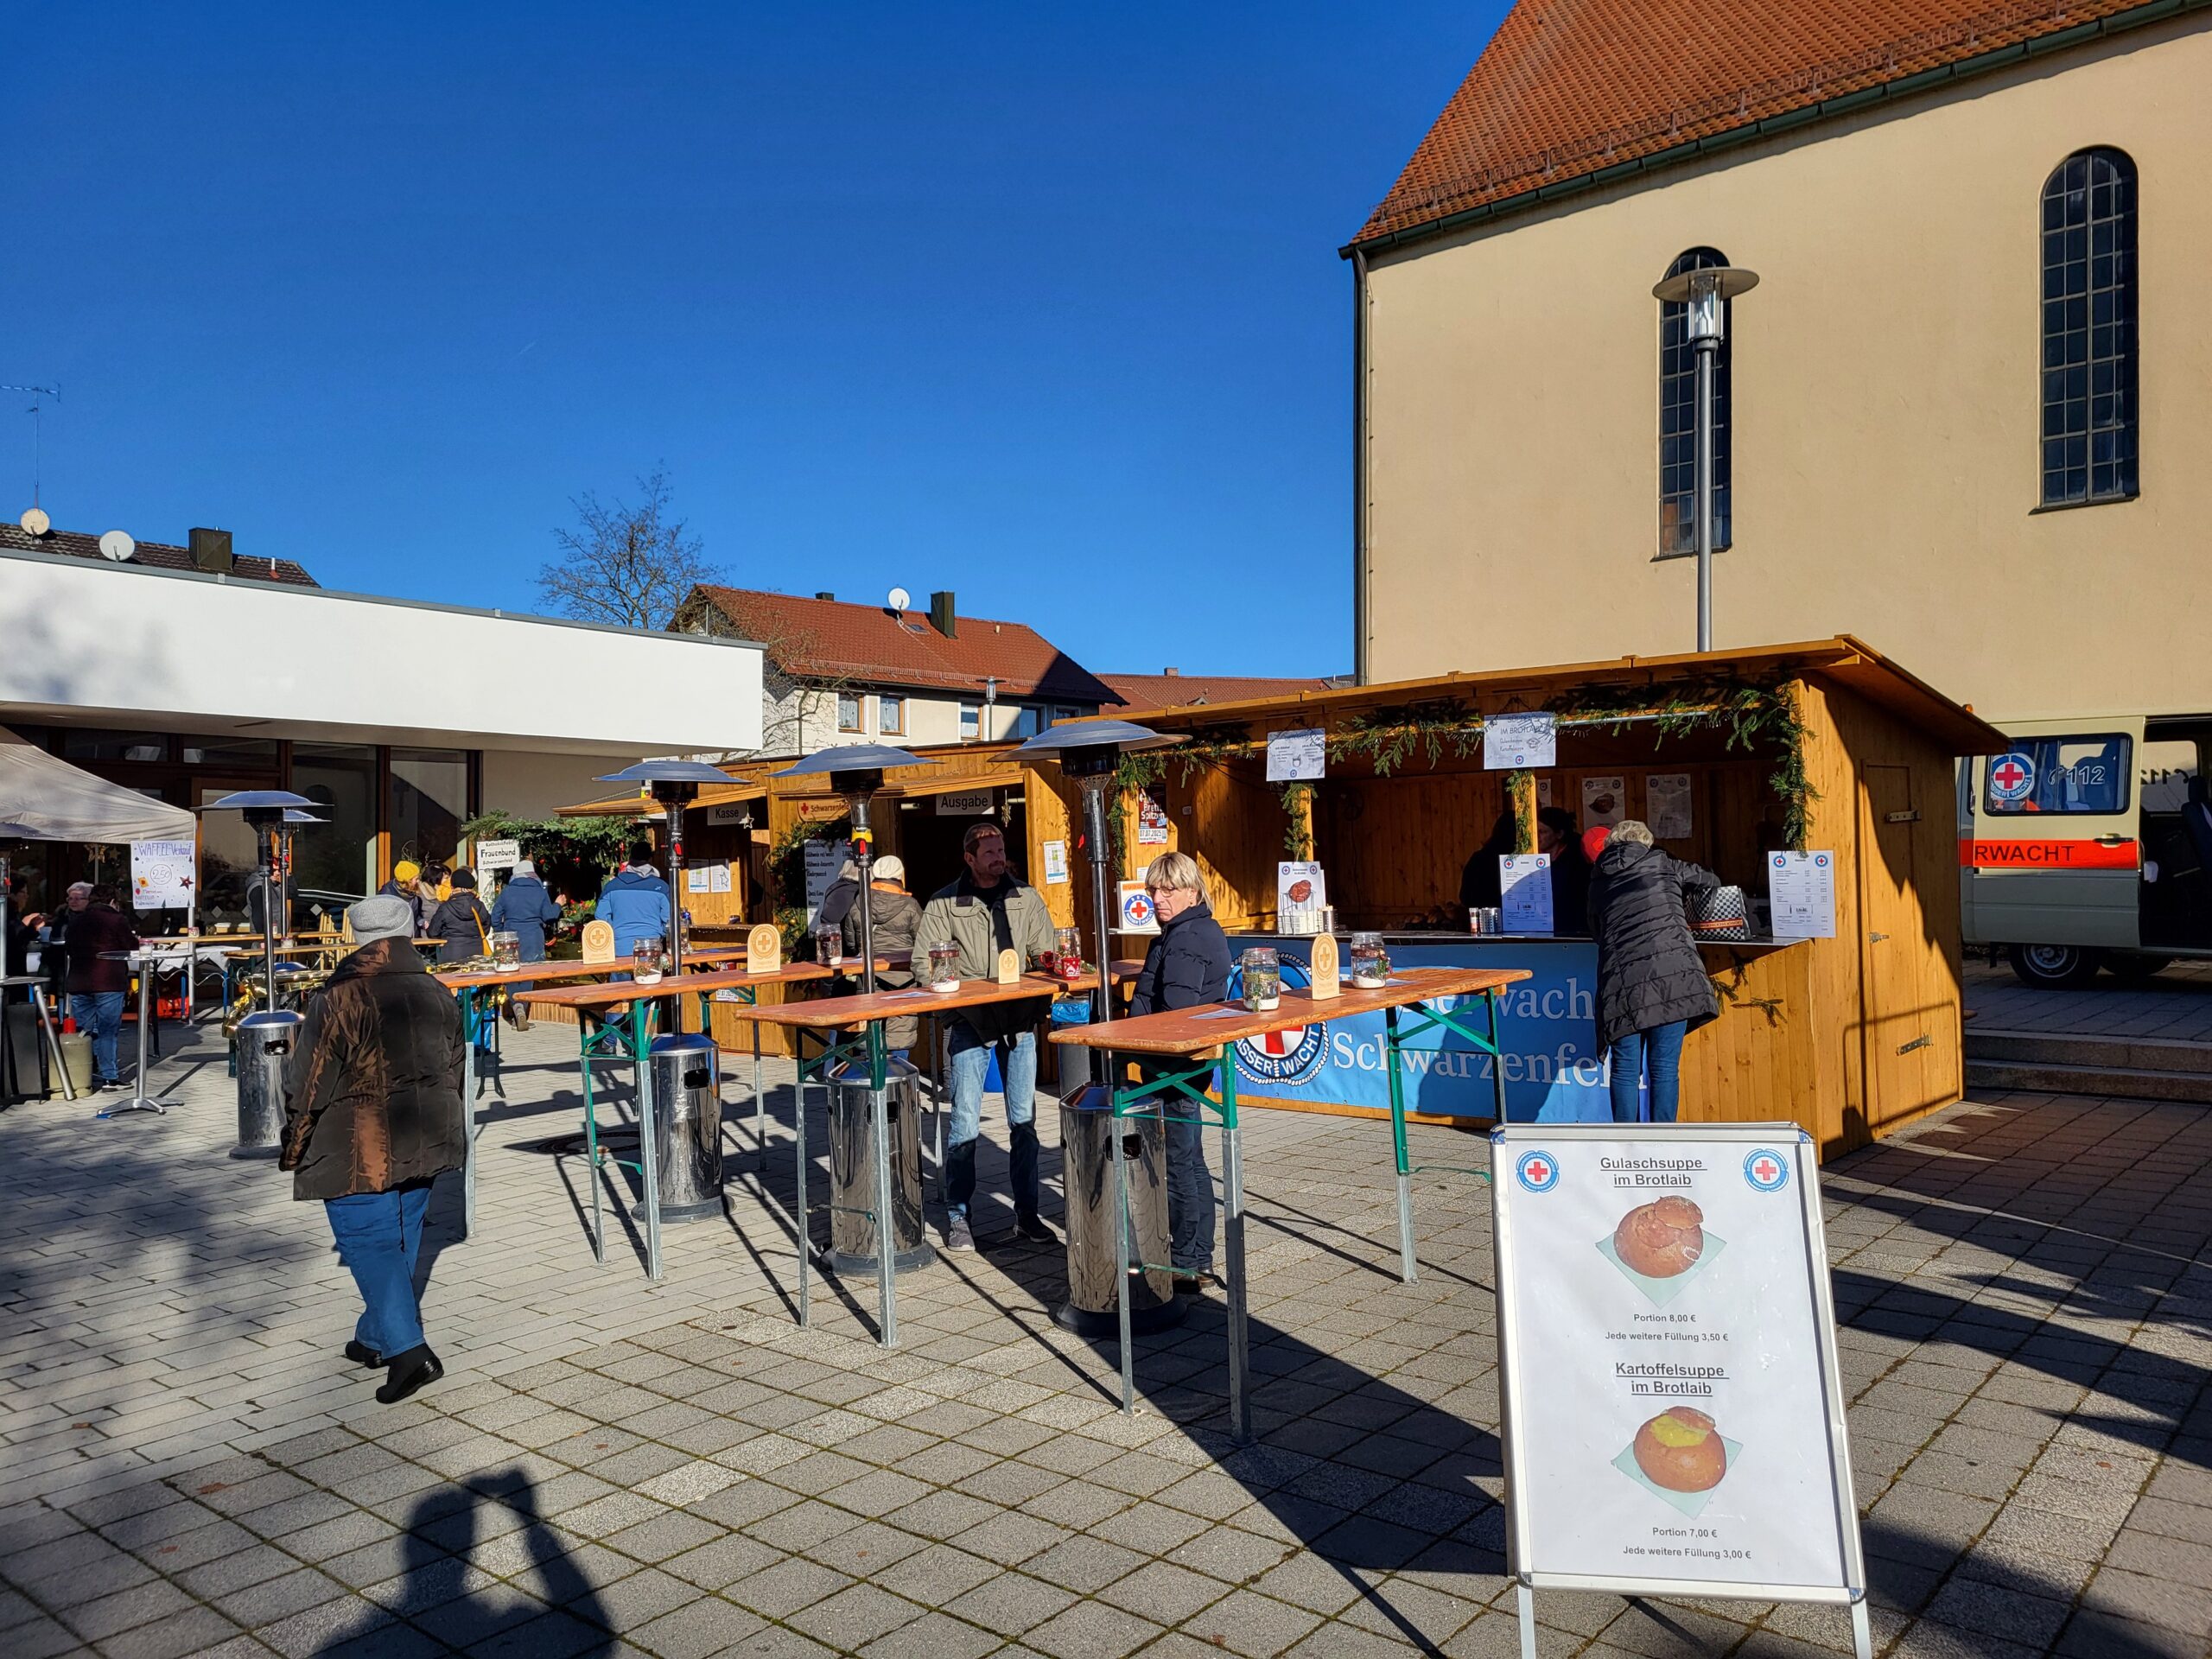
[1582,825,1612,863]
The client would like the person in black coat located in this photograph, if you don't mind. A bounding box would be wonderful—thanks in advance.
[1586,821,1721,1123]
[1536,806,1592,936]
[1458,809,1517,913]
[1130,851,1233,1290]
[425,869,493,966]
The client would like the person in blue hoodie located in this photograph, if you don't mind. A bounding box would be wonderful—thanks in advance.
[489,859,564,1028]
[596,841,672,958]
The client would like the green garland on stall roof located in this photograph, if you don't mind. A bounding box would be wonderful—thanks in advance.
[1278,782,1314,859]
[1324,704,1484,776]
[1504,769,1535,850]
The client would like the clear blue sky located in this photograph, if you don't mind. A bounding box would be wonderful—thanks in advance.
[6,3,1503,678]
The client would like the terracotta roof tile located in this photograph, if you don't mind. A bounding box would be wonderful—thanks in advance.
[690,587,1118,705]
[1353,0,2160,246]
[1099,671,1338,714]
[0,523,317,586]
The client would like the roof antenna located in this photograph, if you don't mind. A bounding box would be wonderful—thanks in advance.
[3,383,60,511]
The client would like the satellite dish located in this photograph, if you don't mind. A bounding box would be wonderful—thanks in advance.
[19,506,50,536]
[887,586,912,613]
[99,530,136,562]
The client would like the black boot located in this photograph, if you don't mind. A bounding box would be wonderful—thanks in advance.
[343,1340,382,1369]
[376,1344,442,1404]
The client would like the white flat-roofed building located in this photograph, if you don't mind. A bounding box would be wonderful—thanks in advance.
[0,523,762,921]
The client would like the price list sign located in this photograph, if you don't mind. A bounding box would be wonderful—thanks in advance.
[1491,1124,1870,1656]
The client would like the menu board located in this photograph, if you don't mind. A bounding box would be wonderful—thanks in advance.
[130,840,197,910]
[1768,851,1837,939]
[1647,774,1693,841]
[1266,728,1326,782]
[1484,713,1557,771]
[1491,1125,1861,1605]
[1499,853,1554,935]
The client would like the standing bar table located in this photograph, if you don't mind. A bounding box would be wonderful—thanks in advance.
[516,957,906,1281]
[721,970,1110,1351]
[435,945,750,1238]
[96,949,189,1119]
[1050,964,1529,1441]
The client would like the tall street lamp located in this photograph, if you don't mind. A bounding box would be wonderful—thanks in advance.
[1652,264,1758,652]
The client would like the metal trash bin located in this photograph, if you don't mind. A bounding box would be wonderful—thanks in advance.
[824,1056,933,1274]
[1055,1085,1186,1336]
[636,1033,724,1222]
[232,1008,301,1160]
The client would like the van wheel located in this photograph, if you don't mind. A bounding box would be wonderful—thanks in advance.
[2008,944,2102,988]
[2107,956,2173,983]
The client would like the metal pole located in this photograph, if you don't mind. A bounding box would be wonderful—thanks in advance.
[1385,1005,1415,1284]
[1694,336,1717,653]
[1111,1101,1136,1414]
[636,1001,664,1281]
[797,1028,811,1326]
[1223,1062,1251,1446]
[851,791,896,1347]
[461,989,478,1236]
[259,823,280,1012]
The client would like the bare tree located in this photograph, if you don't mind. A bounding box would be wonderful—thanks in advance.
[537,467,721,630]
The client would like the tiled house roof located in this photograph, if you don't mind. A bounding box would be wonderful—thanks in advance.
[1351,0,2167,248]
[1099,671,1337,713]
[684,587,1119,705]
[0,523,317,586]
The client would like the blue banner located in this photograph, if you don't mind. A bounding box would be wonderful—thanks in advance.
[1234,940,1616,1123]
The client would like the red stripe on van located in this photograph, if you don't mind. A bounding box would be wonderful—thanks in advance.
[1958,839,2139,871]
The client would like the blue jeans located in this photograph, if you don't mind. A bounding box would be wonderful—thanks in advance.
[325,1184,433,1358]
[1610,1020,1689,1123]
[72,992,125,1084]
[945,1025,1038,1219]
[1166,1116,1215,1274]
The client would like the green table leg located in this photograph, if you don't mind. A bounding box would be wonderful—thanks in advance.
[1384,1003,1416,1283]
[635,1000,663,1282]
[1221,1057,1249,1446]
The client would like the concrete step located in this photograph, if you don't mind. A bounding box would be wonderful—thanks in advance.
[1966,1057,2212,1104]
[1965,1027,2212,1076]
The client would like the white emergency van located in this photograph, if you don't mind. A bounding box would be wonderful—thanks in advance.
[1960,715,2211,986]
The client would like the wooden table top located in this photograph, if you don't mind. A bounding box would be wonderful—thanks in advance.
[434,946,747,991]
[1047,966,1531,1058]
[721,970,1108,1032]
[512,957,904,1012]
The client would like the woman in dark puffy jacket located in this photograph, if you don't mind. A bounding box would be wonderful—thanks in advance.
[1586,821,1721,1123]
[839,855,925,1058]
[1130,851,1232,1291]
[426,868,493,965]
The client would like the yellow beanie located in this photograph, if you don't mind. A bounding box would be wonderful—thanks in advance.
[394,860,421,881]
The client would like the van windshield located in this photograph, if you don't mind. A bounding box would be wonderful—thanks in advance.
[1984,735,2132,816]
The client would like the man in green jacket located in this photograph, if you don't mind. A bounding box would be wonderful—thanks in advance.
[911,822,1058,1252]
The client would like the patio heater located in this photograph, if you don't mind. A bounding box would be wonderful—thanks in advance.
[593,760,750,1224]
[1651,263,1758,652]
[204,788,316,1159]
[770,744,939,1344]
[1009,720,1189,1340]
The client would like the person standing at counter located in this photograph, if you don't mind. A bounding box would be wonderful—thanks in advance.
[596,842,673,957]
[912,823,1058,1253]
[1586,821,1720,1124]
[839,855,922,1063]
[1458,809,1517,912]
[1536,806,1592,935]
[490,859,563,1028]
[1128,852,1231,1294]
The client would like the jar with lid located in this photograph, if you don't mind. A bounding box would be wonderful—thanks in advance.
[632,937,665,985]
[1349,931,1389,988]
[1240,946,1281,1013]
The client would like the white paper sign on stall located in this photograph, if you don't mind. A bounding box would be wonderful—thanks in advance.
[1647,774,1694,841]
[1768,851,1837,939]
[1491,1124,1868,1657]
[1265,728,1326,782]
[1277,861,1326,924]
[474,837,522,874]
[1484,713,1557,771]
[1042,840,1069,885]
[1499,853,1554,935]
[130,839,197,910]
[803,838,851,930]
[1581,775,1626,830]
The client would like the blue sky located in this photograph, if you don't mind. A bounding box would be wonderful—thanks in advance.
[5,3,1503,677]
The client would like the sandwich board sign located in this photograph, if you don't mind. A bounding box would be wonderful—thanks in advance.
[1490,1123,1869,1659]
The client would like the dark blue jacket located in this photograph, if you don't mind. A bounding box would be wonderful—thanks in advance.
[1130,899,1232,1018]
[490,875,562,962]
[596,867,672,955]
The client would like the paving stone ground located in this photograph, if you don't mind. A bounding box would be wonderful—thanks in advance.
[1964,957,2212,1042]
[3,1012,2209,1657]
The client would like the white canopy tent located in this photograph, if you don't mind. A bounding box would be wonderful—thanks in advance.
[0,726,194,843]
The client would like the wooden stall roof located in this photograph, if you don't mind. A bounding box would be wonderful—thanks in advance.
[1077,638,2009,759]
[557,779,766,820]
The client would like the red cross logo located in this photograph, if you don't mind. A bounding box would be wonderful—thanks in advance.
[1259,1025,1306,1058]
[1745,1147,1789,1191]
[1751,1156,1778,1184]
[1516,1148,1560,1191]
[1525,1159,1550,1184]
[1992,760,2027,792]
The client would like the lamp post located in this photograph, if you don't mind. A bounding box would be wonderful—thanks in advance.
[1010,720,1191,1361]
[770,743,940,1346]
[203,789,317,1158]
[1652,264,1758,652]
[592,760,753,1241]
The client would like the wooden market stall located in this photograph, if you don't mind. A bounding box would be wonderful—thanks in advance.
[551,740,1083,1057]
[1074,637,2005,1160]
